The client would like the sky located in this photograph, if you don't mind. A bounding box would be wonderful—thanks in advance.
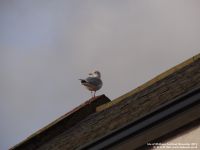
[0,0,200,149]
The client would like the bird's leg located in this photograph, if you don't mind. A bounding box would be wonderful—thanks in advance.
[87,91,93,104]
[94,91,96,98]
[91,91,93,98]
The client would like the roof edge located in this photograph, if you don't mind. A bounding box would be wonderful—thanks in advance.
[10,95,111,150]
[96,53,200,112]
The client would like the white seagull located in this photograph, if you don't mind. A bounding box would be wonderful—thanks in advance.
[79,70,103,98]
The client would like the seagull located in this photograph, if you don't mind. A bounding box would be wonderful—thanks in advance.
[79,70,103,98]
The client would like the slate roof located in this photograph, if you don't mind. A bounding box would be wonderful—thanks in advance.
[11,95,111,150]
[11,53,200,150]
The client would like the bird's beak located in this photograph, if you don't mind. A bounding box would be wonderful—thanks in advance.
[89,73,93,75]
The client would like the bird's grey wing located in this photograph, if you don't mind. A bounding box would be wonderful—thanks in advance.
[85,77,102,86]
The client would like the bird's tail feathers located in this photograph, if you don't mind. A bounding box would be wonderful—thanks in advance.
[79,79,87,84]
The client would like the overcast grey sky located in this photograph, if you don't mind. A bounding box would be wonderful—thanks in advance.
[0,0,200,149]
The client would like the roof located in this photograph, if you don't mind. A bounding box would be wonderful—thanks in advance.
[11,53,200,150]
[97,53,200,111]
[81,85,200,150]
[10,95,111,150]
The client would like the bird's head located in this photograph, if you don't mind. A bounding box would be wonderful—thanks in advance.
[89,70,101,78]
